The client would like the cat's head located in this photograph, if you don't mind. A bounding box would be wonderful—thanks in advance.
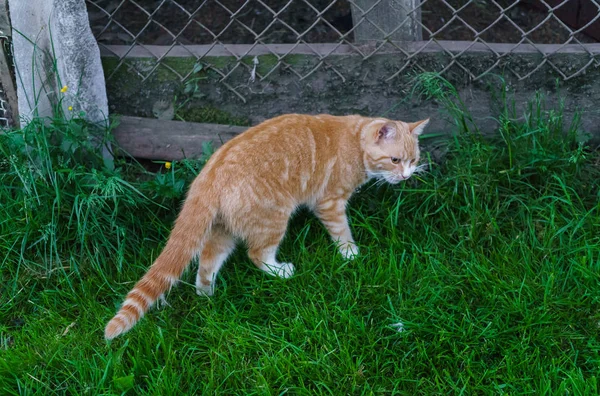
[362,118,430,184]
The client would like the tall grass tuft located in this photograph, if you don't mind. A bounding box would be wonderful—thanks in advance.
[0,116,203,294]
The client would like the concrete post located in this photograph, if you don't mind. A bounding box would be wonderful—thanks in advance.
[350,0,422,43]
[8,0,109,127]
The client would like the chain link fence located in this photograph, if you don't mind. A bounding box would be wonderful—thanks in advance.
[87,0,600,100]
[0,12,13,127]
[0,29,18,127]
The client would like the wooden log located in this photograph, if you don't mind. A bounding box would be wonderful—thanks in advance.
[113,116,247,161]
[350,0,422,43]
[522,0,579,26]
[578,0,600,41]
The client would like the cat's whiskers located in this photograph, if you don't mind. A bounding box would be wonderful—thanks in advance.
[377,170,400,186]
[367,170,389,182]
[374,178,388,187]
[363,172,390,191]
[413,163,429,175]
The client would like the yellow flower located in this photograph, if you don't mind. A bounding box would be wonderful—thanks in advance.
[60,85,68,93]
[68,106,73,111]
[165,162,172,169]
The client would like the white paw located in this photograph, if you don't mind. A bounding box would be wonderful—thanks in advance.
[196,271,215,297]
[196,283,214,297]
[340,243,359,260]
[263,262,295,279]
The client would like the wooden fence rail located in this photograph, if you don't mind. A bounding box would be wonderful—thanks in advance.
[113,116,247,161]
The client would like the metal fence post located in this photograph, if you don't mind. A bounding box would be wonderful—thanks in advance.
[0,0,18,127]
[350,0,422,43]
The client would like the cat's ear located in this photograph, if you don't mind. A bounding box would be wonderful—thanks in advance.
[408,119,430,136]
[376,122,397,142]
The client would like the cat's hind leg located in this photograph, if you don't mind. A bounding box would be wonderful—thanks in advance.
[244,210,295,279]
[196,225,236,296]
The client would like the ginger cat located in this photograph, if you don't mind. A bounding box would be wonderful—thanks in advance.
[105,114,429,339]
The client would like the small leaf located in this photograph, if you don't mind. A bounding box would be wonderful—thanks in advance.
[113,374,135,391]
[192,62,203,74]
[103,155,115,171]
[201,141,214,155]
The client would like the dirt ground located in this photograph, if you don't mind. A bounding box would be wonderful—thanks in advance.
[88,0,597,45]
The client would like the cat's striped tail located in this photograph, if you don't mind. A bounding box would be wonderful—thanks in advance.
[104,194,216,340]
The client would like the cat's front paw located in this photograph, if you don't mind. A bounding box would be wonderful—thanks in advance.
[196,272,215,297]
[196,281,214,297]
[196,285,213,297]
[340,243,359,260]
[263,262,295,278]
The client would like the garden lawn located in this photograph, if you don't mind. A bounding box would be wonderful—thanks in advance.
[1,84,600,394]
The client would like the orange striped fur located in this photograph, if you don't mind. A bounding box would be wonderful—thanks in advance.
[104,114,429,339]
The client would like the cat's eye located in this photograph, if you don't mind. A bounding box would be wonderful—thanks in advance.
[391,157,400,164]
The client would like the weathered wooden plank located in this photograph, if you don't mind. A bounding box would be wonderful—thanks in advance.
[534,0,580,27]
[523,0,600,41]
[578,1,600,41]
[113,116,247,160]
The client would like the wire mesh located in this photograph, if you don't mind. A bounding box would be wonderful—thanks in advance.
[87,0,600,100]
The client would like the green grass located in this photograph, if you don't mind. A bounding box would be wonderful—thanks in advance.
[1,78,600,394]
